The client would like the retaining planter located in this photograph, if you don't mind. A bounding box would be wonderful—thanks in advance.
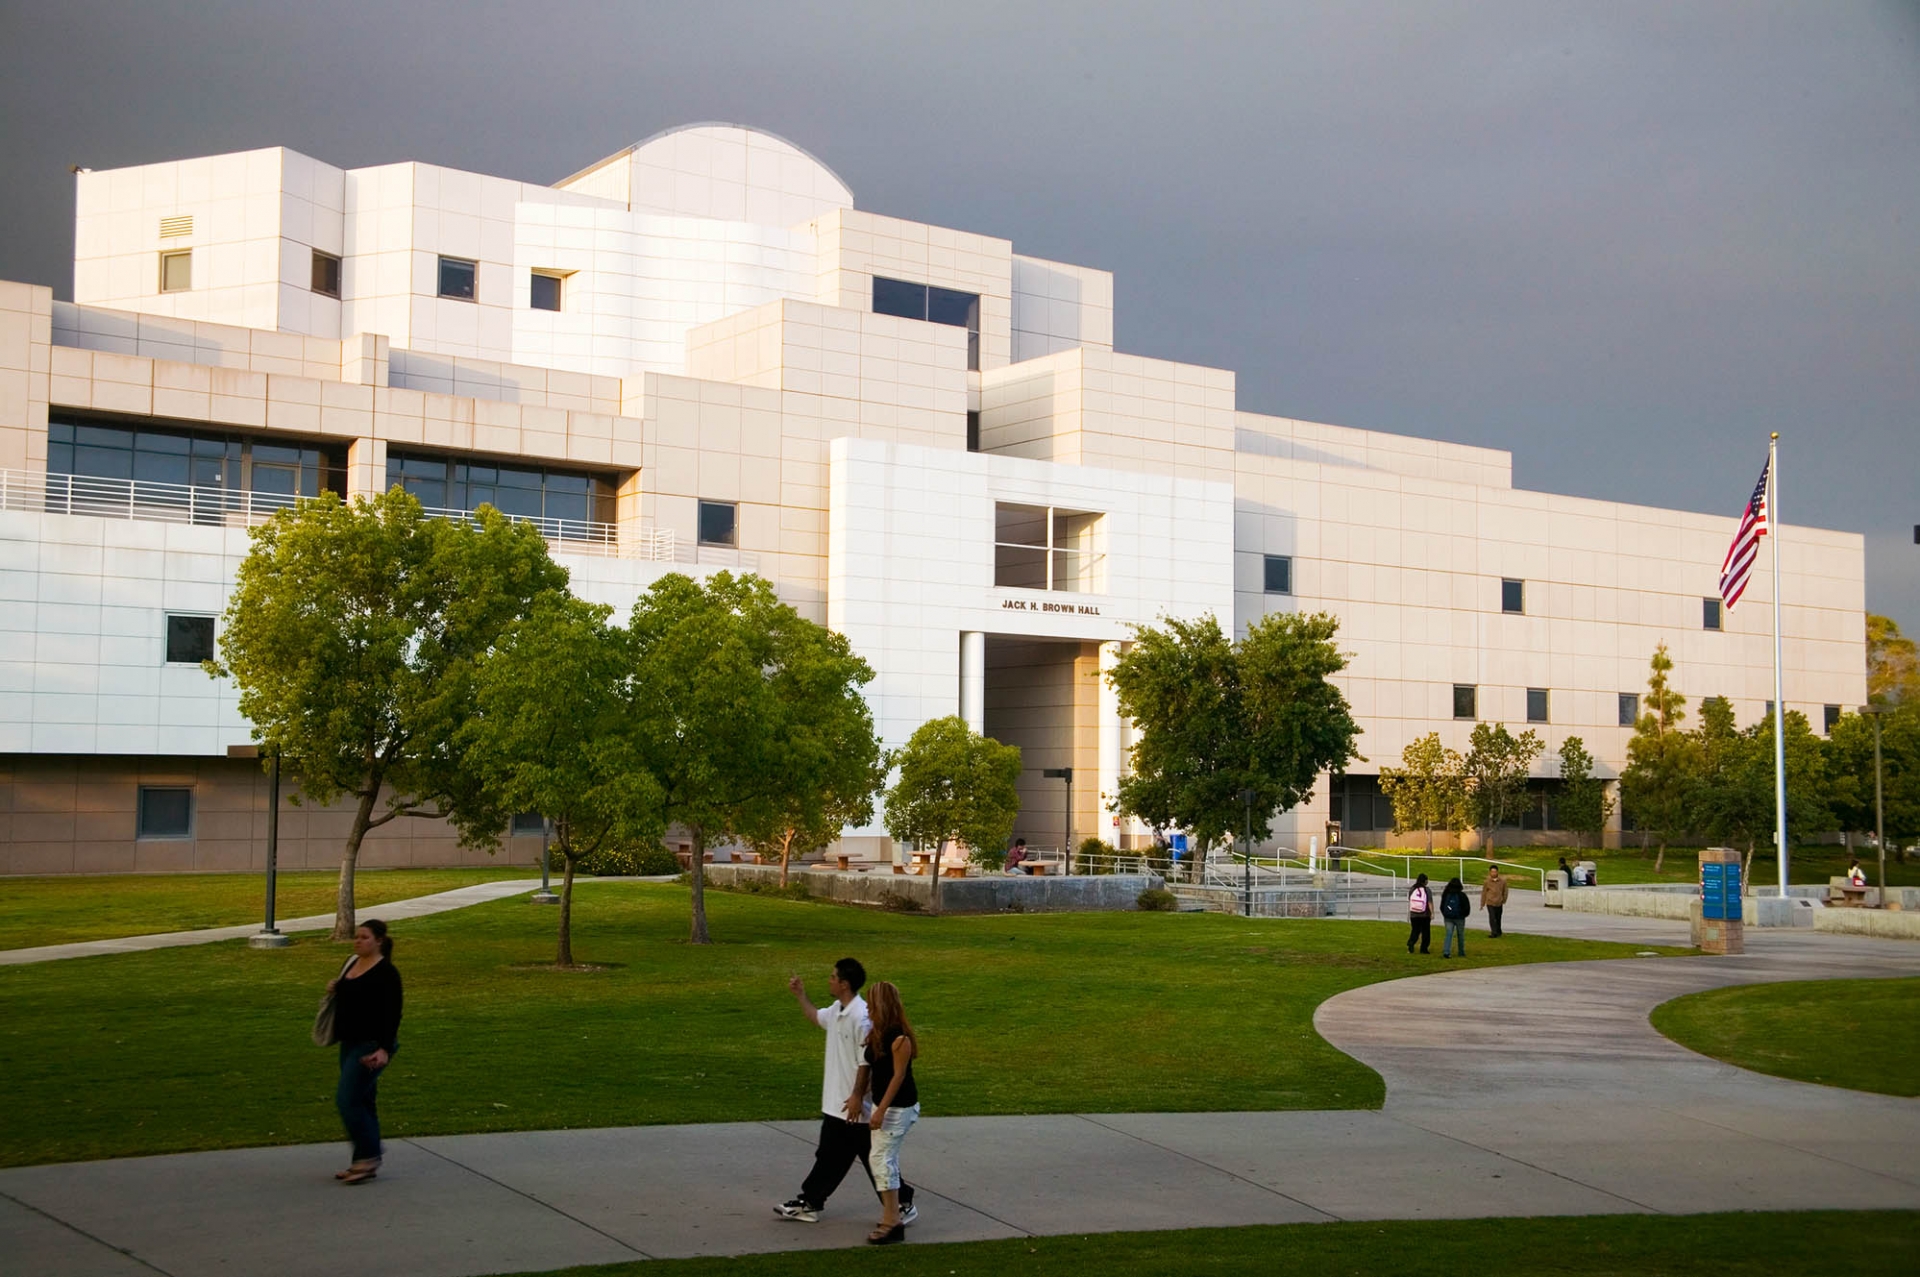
[701,863,1162,913]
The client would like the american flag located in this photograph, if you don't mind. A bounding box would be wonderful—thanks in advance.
[1718,458,1770,611]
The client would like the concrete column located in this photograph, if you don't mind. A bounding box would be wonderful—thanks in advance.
[959,631,985,733]
[1098,640,1124,845]
[346,436,388,503]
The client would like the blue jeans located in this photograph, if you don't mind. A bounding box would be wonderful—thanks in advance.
[1443,920,1467,957]
[337,1041,387,1161]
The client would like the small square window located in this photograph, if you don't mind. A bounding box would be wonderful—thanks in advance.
[1453,684,1477,720]
[1619,692,1639,727]
[165,614,215,664]
[1527,687,1550,723]
[1263,555,1292,595]
[511,811,547,836]
[1823,705,1841,735]
[137,787,194,839]
[311,250,341,298]
[159,250,192,293]
[1501,579,1524,614]
[697,500,737,547]
[1703,598,1723,630]
[438,256,477,301]
[530,271,563,312]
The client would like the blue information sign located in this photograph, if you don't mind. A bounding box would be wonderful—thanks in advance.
[1702,863,1744,921]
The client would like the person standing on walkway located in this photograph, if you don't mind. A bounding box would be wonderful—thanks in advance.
[858,980,920,1246]
[1406,873,1433,954]
[775,959,917,1227]
[1482,866,1509,938]
[328,919,402,1185]
[1440,877,1471,958]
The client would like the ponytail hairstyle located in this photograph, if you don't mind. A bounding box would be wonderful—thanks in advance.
[864,980,918,1060]
[362,918,393,960]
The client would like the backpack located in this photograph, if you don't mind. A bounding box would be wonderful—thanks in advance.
[1442,889,1471,921]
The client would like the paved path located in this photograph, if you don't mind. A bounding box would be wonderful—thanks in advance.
[0,880,547,966]
[4,928,1916,1274]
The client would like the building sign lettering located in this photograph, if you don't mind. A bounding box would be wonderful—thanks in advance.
[1002,598,1101,616]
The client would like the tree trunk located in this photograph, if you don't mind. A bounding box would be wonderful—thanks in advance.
[1425,824,1434,854]
[1742,839,1755,888]
[688,825,711,944]
[929,840,943,912]
[778,829,794,888]
[1654,841,1666,874]
[556,851,578,967]
[330,787,381,939]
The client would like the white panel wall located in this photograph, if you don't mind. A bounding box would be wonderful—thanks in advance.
[1011,254,1115,363]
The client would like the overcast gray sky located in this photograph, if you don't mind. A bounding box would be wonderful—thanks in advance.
[3,0,1915,631]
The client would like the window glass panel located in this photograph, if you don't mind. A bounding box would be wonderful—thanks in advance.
[250,464,299,496]
[872,276,926,321]
[1453,684,1477,720]
[1619,692,1639,727]
[1527,687,1550,723]
[137,787,194,838]
[511,812,547,835]
[165,614,215,664]
[1824,705,1841,735]
[926,286,979,329]
[311,251,341,298]
[132,449,190,486]
[135,430,190,455]
[50,421,74,444]
[438,256,477,300]
[73,445,133,479]
[1263,555,1292,595]
[698,500,737,547]
[1502,579,1525,614]
[160,251,191,293]
[75,424,133,449]
[966,410,980,452]
[530,272,562,312]
[1703,598,1723,630]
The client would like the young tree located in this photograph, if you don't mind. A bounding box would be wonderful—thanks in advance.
[1107,612,1361,878]
[1378,733,1469,852]
[1462,722,1544,854]
[626,571,879,944]
[458,597,663,967]
[1867,613,1919,706]
[740,678,889,888]
[1556,736,1616,851]
[883,716,1023,908]
[1691,695,1770,862]
[211,489,568,938]
[1619,643,1695,871]
[1827,702,1920,864]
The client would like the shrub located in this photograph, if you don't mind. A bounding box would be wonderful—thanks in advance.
[574,842,681,877]
[1078,837,1118,874]
[1137,887,1179,911]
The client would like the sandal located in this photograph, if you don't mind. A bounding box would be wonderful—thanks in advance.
[867,1223,905,1245]
[340,1164,380,1185]
[336,1158,380,1181]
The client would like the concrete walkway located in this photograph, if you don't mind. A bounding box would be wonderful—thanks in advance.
[3,929,1916,1274]
[0,879,546,966]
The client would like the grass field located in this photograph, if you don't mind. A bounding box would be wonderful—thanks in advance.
[0,866,532,949]
[1652,977,1920,1097]
[0,881,1686,1167]
[516,1211,1920,1277]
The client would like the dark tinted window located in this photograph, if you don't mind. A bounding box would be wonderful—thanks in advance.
[530,272,562,312]
[511,812,547,835]
[386,451,615,527]
[872,276,926,321]
[1619,692,1639,726]
[1824,705,1841,735]
[1453,684,1477,720]
[311,250,341,298]
[48,415,343,497]
[1502,578,1524,614]
[966,410,980,452]
[438,256,477,301]
[1527,687,1550,723]
[698,500,737,547]
[1263,555,1292,595]
[927,286,979,330]
[137,788,193,838]
[1703,598,1722,630]
[166,614,215,664]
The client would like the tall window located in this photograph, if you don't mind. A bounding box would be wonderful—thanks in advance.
[1453,685,1477,720]
[1501,579,1525,614]
[530,270,564,312]
[872,276,981,370]
[311,250,341,298]
[994,502,1104,592]
[966,410,980,452]
[697,500,737,547]
[1618,692,1639,726]
[1824,705,1841,735]
[438,256,477,301]
[137,787,194,839]
[159,250,192,293]
[386,451,616,530]
[1527,687,1550,723]
[1263,555,1292,595]
[1703,598,1723,630]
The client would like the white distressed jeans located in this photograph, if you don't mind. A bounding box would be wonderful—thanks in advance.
[867,1103,919,1191]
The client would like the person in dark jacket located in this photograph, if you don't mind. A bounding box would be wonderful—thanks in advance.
[328,918,402,1184]
[1406,873,1433,954]
[1440,878,1471,957]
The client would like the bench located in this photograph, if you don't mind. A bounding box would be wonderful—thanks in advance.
[1828,879,1872,908]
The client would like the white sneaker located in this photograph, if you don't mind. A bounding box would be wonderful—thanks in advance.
[774,1197,820,1222]
[900,1202,918,1226]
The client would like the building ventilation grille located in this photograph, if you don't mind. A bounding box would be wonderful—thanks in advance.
[159,215,193,239]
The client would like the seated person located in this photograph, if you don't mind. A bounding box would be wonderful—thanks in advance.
[1557,856,1575,886]
[1847,859,1867,886]
[1005,838,1028,873]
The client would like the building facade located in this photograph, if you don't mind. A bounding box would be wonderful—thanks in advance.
[0,124,1867,874]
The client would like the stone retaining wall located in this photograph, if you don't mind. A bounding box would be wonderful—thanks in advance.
[1560,888,1697,920]
[701,863,1161,914]
[1812,908,1920,941]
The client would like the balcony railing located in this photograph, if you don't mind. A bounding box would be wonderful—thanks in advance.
[0,469,682,564]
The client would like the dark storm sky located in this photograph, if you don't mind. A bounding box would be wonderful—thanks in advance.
[2,1,1915,629]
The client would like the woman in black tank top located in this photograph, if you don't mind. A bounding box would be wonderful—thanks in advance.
[861,981,920,1245]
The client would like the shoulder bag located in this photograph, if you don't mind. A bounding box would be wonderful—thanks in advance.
[311,957,356,1046]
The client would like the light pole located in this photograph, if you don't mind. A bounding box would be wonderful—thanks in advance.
[1860,704,1889,908]
[232,744,291,949]
[532,816,559,904]
[1239,787,1257,917]
[1043,768,1073,871]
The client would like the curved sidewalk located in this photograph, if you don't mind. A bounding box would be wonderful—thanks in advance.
[4,932,1917,1275]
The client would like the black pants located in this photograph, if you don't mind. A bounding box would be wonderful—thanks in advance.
[799,1115,915,1211]
[1488,904,1504,937]
[1407,915,1431,953]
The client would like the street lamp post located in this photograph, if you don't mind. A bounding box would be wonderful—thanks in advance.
[232,744,291,949]
[1861,704,1889,908]
[533,816,559,904]
[1043,768,1073,872]
[1239,787,1258,918]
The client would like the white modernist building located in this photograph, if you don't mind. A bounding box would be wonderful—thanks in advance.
[0,124,1868,874]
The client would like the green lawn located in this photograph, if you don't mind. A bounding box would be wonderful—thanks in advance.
[0,866,532,949]
[0,882,1685,1167]
[515,1212,1920,1277]
[1652,977,1920,1096]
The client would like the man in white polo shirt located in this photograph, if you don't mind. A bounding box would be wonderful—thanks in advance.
[774,957,918,1225]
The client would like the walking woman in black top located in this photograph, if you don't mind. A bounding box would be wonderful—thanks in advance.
[328,919,402,1184]
[859,980,920,1246]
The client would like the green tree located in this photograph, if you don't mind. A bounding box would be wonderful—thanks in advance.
[1378,733,1469,852]
[883,716,1023,907]
[739,663,889,889]
[1827,702,1920,864]
[458,597,663,967]
[1619,643,1695,871]
[210,489,568,938]
[1107,612,1361,878]
[1462,722,1544,854]
[626,571,878,943]
[1867,613,1920,706]
[1556,736,1615,851]
[1691,696,1770,862]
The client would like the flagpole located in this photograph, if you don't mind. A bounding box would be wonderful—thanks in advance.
[1770,432,1788,899]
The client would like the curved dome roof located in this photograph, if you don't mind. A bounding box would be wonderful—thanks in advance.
[556,123,854,226]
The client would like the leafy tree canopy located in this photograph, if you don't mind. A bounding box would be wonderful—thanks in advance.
[1868,613,1919,706]
[1378,733,1469,852]
[1462,722,1543,853]
[884,715,1023,888]
[1555,736,1615,851]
